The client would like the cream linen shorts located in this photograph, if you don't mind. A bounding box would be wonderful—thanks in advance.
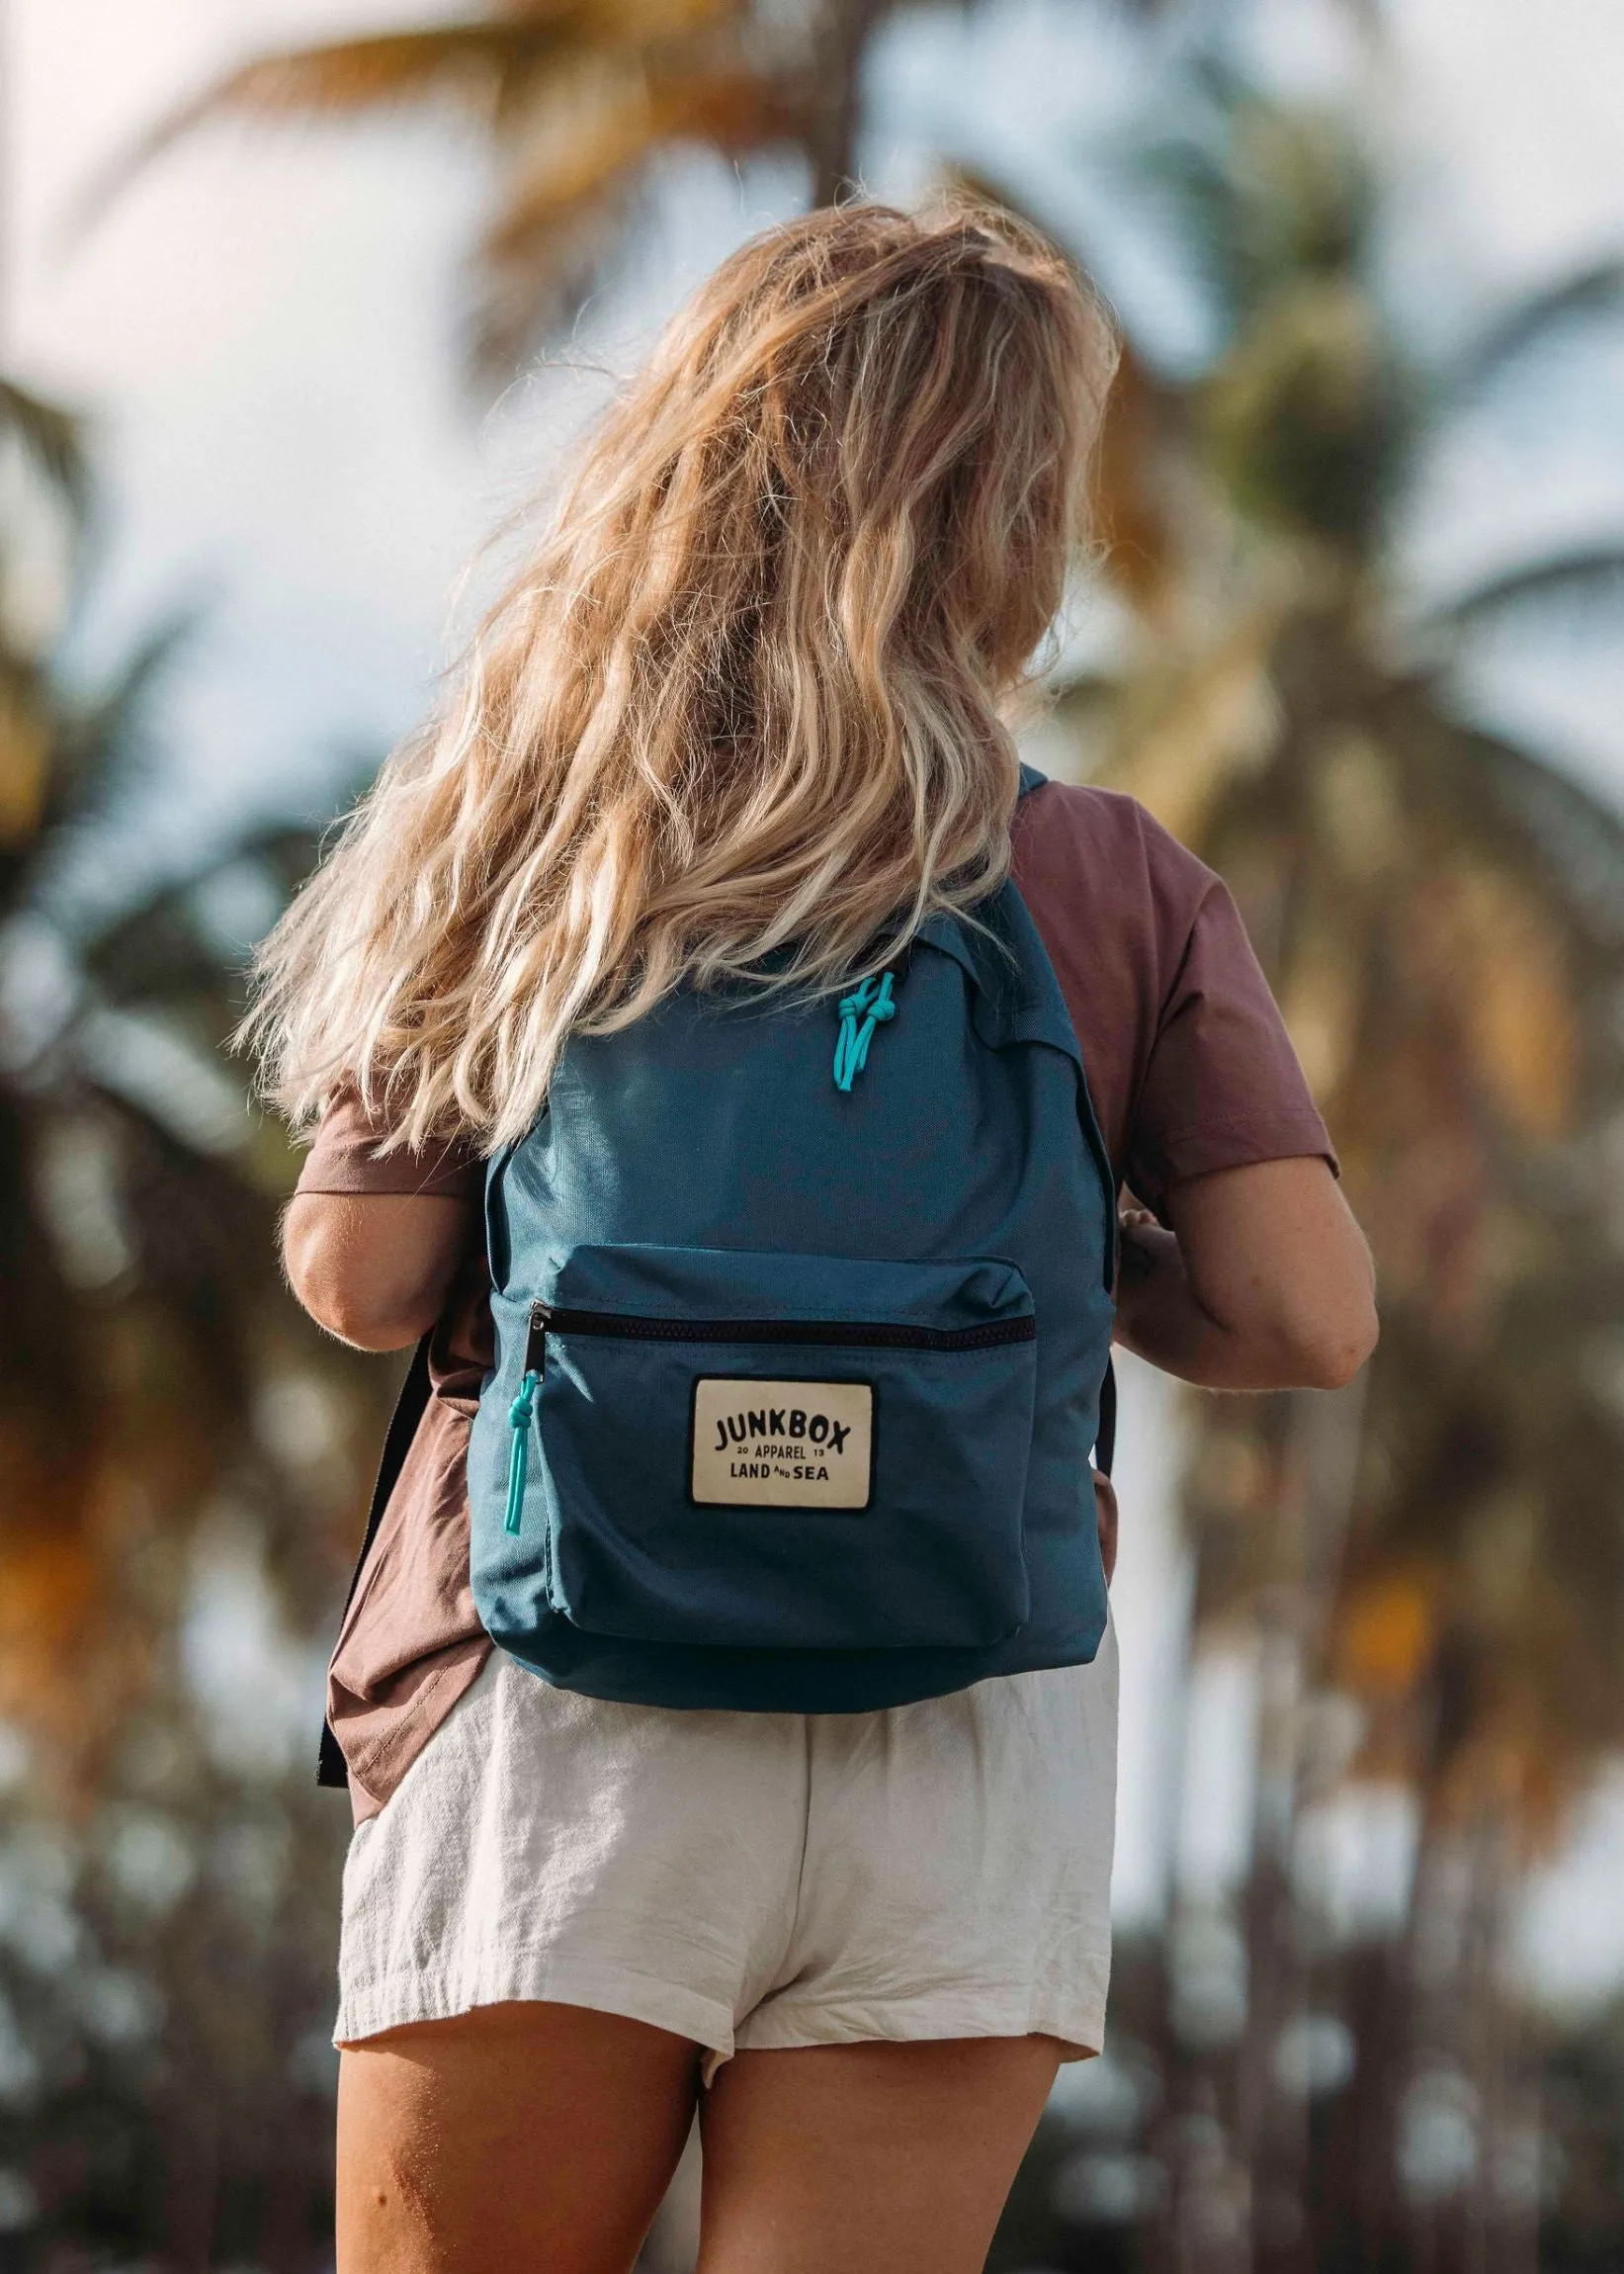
[334,1623,1118,2070]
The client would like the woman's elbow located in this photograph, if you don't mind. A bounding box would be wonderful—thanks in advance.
[282,1203,440,1352]
[1276,1292,1379,1391]
[300,1282,435,1352]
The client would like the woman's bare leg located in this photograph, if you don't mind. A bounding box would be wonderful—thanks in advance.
[336,2000,700,2274]
[696,2036,1065,2274]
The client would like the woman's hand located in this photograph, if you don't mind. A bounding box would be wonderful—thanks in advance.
[282,1193,473,1351]
[1113,1157,1377,1392]
[1116,1207,1179,1294]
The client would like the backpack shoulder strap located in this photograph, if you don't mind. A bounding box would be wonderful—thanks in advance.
[316,1332,435,1790]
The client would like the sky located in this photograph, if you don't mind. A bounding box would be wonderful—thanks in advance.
[9,0,1624,1995]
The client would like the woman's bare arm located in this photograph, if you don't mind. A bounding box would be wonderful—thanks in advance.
[283,1193,474,1351]
[1113,1157,1376,1392]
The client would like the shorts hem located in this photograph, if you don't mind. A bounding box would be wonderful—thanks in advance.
[334,1951,735,2058]
[731,1982,1107,2066]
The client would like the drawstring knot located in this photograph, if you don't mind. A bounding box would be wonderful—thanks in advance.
[833,971,898,1092]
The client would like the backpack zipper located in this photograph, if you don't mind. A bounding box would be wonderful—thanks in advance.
[525,1302,1033,1357]
[505,1302,1033,1537]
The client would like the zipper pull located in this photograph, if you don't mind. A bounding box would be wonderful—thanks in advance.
[504,1308,552,1535]
[504,1365,541,1536]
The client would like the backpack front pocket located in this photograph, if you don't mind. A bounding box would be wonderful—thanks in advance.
[476,1245,1038,1652]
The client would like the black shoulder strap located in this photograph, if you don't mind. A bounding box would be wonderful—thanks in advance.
[1095,1356,1117,1479]
[316,1333,436,1790]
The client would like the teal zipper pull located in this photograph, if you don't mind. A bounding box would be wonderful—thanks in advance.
[833,969,897,1092]
[503,1364,541,1535]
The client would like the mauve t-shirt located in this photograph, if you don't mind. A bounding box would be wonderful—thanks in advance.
[298,782,1334,1819]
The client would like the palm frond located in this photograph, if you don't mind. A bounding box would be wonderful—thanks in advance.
[1117,127,1243,317]
[73,24,583,228]
[1437,257,1624,408]
[80,891,240,1022]
[42,614,194,845]
[1104,51,1376,355]
[1431,545,1624,629]
[236,815,345,901]
[0,380,89,517]
[80,816,327,1015]
[1459,725,1624,948]
[189,23,576,112]
[472,161,636,375]
[470,63,799,368]
[84,4,769,377]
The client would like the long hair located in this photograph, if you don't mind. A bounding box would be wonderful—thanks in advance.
[247,200,1118,1152]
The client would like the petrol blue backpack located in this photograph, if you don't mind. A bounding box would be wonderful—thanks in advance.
[465,769,1117,1713]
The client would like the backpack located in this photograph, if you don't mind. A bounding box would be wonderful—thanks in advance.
[465,767,1118,1713]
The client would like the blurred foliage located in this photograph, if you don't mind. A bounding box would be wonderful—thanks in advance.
[13,2,1624,2269]
[0,383,389,1771]
[0,1693,348,2269]
[1082,61,1624,1810]
[989,1948,1624,2274]
[982,32,1624,2274]
[0,387,396,2260]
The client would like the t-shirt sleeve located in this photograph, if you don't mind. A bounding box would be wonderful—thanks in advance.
[1126,863,1336,1214]
[1012,782,1337,1215]
[294,1088,483,1202]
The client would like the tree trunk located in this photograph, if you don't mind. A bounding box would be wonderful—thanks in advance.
[1237,1381,1369,2272]
[806,0,884,204]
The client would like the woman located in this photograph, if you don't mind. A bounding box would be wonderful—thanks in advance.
[259,203,1375,2274]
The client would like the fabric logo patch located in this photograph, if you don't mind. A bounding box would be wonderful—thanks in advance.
[691,1378,874,1509]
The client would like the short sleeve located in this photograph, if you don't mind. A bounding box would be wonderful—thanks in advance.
[295,1088,483,1202]
[1012,781,1336,1217]
[1125,870,1336,1214]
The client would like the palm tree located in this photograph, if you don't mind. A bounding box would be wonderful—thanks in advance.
[1005,48,1624,2274]
[96,0,901,379]
[0,376,407,2265]
[0,379,387,1774]
[81,13,1624,2262]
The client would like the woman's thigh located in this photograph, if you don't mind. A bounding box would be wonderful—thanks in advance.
[696,2036,1065,2274]
[336,2000,700,2274]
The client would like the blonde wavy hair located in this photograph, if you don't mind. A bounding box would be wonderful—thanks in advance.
[248,199,1118,1152]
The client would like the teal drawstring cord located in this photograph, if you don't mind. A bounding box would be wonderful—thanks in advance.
[833,971,897,1092]
[504,1368,540,1534]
